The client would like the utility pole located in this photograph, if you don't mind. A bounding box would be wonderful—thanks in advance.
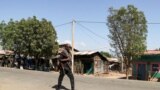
[121,57,124,72]
[71,20,75,73]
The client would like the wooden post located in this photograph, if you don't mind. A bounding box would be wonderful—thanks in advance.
[71,20,75,73]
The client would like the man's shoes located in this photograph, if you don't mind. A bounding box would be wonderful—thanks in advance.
[56,85,61,90]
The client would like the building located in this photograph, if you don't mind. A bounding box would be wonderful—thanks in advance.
[107,57,120,71]
[52,44,109,75]
[132,50,160,80]
[74,51,108,75]
[0,50,14,67]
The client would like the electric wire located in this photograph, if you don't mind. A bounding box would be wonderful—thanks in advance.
[76,20,160,24]
[55,22,72,28]
[76,22,107,40]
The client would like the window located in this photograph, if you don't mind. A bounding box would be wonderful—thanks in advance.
[152,64,159,72]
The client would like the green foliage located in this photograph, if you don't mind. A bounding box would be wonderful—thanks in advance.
[107,5,147,59]
[107,5,147,78]
[100,51,111,57]
[0,19,17,50]
[0,16,58,58]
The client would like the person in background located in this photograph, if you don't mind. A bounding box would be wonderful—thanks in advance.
[56,44,75,90]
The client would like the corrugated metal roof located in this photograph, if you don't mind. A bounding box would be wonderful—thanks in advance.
[0,50,6,55]
[74,51,108,61]
[0,50,13,55]
[107,58,119,62]
[144,50,160,55]
[74,51,97,55]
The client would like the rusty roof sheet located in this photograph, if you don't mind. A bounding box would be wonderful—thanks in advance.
[74,51,97,55]
[0,50,13,55]
[107,58,119,62]
[144,50,160,55]
[0,50,6,55]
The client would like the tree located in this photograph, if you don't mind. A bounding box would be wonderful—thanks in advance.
[107,5,147,79]
[0,19,17,50]
[0,21,6,49]
[100,51,111,57]
[15,16,58,56]
[0,16,58,69]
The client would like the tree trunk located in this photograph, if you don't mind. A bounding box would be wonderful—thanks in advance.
[35,55,39,70]
[35,59,38,70]
[126,65,129,79]
[125,56,131,79]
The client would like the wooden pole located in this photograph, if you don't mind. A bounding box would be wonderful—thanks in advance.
[71,20,75,73]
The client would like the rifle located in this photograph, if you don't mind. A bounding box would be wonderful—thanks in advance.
[53,48,72,71]
[52,54,63,67]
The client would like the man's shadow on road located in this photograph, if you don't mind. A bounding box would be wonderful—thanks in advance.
[52,84,70,90]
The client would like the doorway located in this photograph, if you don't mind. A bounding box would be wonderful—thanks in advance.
[83,61,93,74]
[137,64,146,80]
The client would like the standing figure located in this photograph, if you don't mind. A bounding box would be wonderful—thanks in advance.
[57,45,75,90]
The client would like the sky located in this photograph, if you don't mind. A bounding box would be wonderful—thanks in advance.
[0,0,160,53]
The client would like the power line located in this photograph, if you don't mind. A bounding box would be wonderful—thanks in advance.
[77,24,103,44]
[76,22,107,40]
[147,23,160,24]
[54,21,160,28]
[54,22,72,28]
[76,20,160,24]
[77,20,106,24]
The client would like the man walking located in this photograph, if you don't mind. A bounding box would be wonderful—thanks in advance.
[57,44,75,90]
